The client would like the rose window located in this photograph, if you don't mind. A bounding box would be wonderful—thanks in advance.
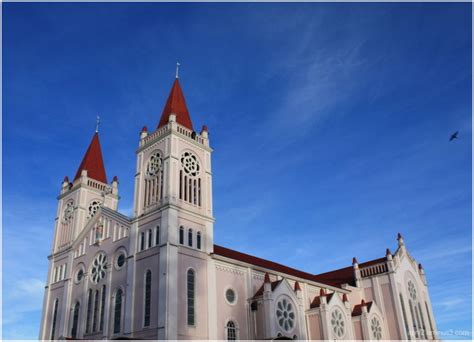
[87,200,101,218]
[181,152,200,177]
[90,253,107,284]
[146,152,162,177]
[408,280,417,300]
[276,298,295,332]
[331,309,345,338]
[371,317,383,340]
[63,201,74,222]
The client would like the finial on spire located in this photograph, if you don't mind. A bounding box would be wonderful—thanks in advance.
[95,115,100,133]
[175,62,181,79]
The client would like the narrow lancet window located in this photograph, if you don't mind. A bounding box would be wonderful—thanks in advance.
[100,285,106,331]
[179,226,184,245]
[50,299,59,340]
[113,288,123,334]
[144,270,152,327]
[188,229,193,247]
[187,269,195,326]
[86,289,93,333]
[71,302,80,339]
[197,232,201,250]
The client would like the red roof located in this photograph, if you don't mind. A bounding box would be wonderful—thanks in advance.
[310,292,335,309]
[74,133,107,183]
[313,257,387,287]
[253,280,283,298]
[213,244,388,289]
[157,79,193,130]
[213,245,320,284]
[352,301,373,316]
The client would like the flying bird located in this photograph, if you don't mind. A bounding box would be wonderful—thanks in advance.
[449,131,459,141]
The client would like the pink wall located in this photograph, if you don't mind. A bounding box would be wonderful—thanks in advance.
[381,283,400,339]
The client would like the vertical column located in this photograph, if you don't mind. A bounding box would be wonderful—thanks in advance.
[388,272,408,339]
[60,253,74,337]
[38,258,54,339]
[103,260,113,337]
[123,222,137,336]
[207,258,217,339]
[157,208,178,339]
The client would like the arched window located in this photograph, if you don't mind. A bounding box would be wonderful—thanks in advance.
[100,285,106,331]
[86,289,93,333]
[155,226,160,246]
[144,270,152,327]
[179,226,184,245]
[399,294,411,340]
[418,303,427,339]
[187,269,195,326]
[226,320,237,340]
[71,302,80,339]
[197,232,201,250]
[92,289,99,332]
[425,301,434,337]
[408,299,419,338]
[148,229,152,248]
[139,232,145,251]
[188,229,193,247]
[113,288,123,334]
[50,298,59,339]
[415,305,424,338]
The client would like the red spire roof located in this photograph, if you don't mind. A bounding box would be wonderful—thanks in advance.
[294,281,301,291]
[264,273,271,283]
[157,79,193,131]
[74,133,108,183]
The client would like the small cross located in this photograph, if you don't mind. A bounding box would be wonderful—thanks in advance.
[95,115,100,133]
[176,62,181,79]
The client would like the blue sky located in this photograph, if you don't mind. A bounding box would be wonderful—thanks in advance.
[3,3,471,339]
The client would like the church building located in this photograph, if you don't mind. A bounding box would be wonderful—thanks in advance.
[39,74,438,340]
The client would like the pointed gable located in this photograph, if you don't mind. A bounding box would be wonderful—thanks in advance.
[74,133,108,183]
[157,79,193,130]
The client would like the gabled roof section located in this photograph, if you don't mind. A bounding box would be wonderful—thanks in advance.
[352,301,373,316]
[253,280,283,298]
[213,245,318,284]
[74,132,107,183]
[157,79,193,130]
[313,257,387,287]
[310,292,335,309]
[214,244,389,289]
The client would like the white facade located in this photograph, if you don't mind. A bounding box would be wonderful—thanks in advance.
[39,78,438,340]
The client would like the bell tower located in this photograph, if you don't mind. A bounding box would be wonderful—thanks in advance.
[53,131,119,253]
[131,74,214,339]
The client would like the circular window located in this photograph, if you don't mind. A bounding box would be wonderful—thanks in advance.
[276,297,295,332]
[63,201,74,223]
[225,288,236,304]
[371,317,383,340]
[75,268,84,283]
[330,309,345,338]
[146,151,162,177]
[408,280,417,300]
[90,253,107,284]
[115,253,126,270]
[181,152,200,177]
[87,200,101,218]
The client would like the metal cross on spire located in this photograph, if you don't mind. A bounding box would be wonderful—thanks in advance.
[95,115,100,133]
[176,62,181,79]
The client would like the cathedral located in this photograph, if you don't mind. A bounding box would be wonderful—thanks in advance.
[39,75,438,340]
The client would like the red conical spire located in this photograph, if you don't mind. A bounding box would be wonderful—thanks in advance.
[157,79,193,131]
[74,132,108,183]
